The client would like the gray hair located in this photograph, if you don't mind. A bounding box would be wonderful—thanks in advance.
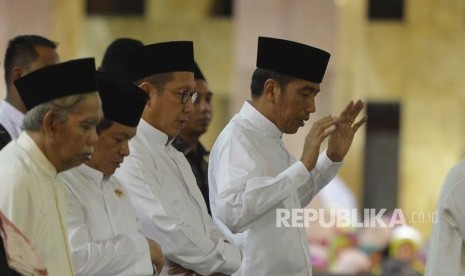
[23,94,88,131]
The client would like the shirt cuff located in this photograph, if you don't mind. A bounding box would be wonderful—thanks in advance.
[287,161,311,186]
[128,232,153,275]
[318,151,343,171]
[219,241,242,274]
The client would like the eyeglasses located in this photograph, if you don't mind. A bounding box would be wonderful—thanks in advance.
[152,84,198,104]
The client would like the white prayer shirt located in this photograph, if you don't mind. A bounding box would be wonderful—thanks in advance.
[209,101,342,276]
[425,159,465,276]
[0,132,74,276]
[60,164,153,276]
[0,100,24,139]
[114,119,241,276]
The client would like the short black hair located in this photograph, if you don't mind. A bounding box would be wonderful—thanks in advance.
[4,35,57,89]
[250,68,296,99]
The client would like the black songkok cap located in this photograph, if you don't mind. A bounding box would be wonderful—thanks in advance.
[256,37,330,84]
[14,58,97,111]
[120,41,195,83]
[194,61,206,81]
[100,38,144,78]
[96,72,148,127]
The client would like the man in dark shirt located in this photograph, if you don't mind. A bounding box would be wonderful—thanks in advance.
[172,62,213,215]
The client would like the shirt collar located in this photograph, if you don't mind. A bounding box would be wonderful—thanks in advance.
[75,164,106,186]
[17,132,57,177]
[239,101,283,138]
[139,119,173,148]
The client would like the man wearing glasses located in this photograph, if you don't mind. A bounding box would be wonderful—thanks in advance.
[115,41,241,276]
[173,62,213,216]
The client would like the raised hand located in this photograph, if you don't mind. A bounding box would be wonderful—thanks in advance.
[326,100,367,162]
[300,115,337,170]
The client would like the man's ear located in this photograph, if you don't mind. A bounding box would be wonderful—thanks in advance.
[263,79,280,102]
[138,82,156,108]
[42,111,60,137]
[138,82,152,96]
[10,66,25,83]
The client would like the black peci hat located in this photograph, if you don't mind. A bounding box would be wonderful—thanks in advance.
[14,58,97,111]
[120,41,195,83]
[100,38,144,78]
[96,72,148,127]
[194,61,206,81]
[256,37,330,84]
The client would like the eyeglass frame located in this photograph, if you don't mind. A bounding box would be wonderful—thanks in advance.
[152,84,198,104]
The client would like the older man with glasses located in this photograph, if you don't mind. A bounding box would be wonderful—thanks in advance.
[115,41,241,276]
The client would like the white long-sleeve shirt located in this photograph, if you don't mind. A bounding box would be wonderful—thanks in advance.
[0,132,74,276]
[209,101,341,276]
[114,119,241,276]
[425,159,465,276]
[60,164,153,276]
[0,100,24,140]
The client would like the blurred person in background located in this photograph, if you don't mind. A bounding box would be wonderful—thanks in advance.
[0,35,59,149]
[98,37,144,78]
[425,157,465,275]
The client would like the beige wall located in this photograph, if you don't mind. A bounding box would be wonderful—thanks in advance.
[2,0,465,237]
[0,0,52,98]
[338,0,465,236]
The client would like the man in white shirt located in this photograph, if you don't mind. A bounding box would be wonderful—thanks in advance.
[0,35,60,149]
[115,41,241,275]
[209,36,366,276]
[425,159,465,275]
[61,72,164,276]
[0,58,103,276]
